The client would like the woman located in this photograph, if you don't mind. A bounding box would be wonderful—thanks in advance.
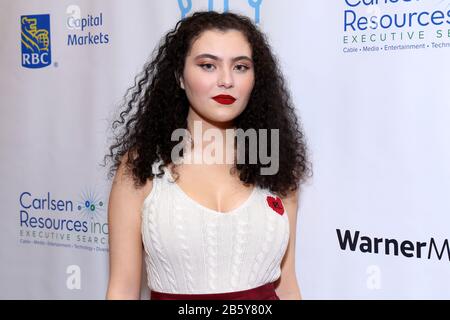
[104,11,311,300]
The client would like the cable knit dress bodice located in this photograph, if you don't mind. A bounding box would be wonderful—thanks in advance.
[141,161,290,294]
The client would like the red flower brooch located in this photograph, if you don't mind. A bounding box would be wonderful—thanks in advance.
[266,196,284,215]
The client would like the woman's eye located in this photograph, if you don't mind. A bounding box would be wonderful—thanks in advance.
[235,64,249,72]
[200,64,215,71]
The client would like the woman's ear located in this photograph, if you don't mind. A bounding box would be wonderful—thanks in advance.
[179,77,185,90]
[175,72,185,90]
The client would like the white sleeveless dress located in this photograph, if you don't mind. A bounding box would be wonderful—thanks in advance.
[141,161,290,294]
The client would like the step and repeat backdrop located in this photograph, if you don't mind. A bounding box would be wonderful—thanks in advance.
[1,0,449,299]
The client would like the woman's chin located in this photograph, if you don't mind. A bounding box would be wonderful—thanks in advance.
[202,115,237,128]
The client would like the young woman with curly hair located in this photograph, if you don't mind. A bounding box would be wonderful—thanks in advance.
[104,11,311,300]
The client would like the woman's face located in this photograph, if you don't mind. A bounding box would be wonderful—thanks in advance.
[180,29,255,126]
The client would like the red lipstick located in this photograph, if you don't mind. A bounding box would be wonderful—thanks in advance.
[212,94,236,105]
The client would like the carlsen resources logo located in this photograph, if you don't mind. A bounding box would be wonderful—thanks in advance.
[342,0,450,53]
[21,14,52,68]
[18,189,109,253]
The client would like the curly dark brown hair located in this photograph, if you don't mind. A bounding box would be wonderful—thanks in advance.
[102,11,311,197]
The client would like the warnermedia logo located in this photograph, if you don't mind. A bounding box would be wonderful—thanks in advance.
[21,14,52,68]
[337,229,450,261]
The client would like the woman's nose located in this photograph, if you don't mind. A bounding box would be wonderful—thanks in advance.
[217,68,234,88]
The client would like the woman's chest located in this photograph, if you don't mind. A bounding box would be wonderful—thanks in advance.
[168,164,255,214]
[143,189,290,262]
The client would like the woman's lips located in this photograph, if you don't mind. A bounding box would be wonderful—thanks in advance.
[212,94,236,105]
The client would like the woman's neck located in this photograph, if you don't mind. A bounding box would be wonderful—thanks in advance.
[184,107,237,165]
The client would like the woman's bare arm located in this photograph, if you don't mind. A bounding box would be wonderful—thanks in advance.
[275,190,302,300]
[105,155,152,299]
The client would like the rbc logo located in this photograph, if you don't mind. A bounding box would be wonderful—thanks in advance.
[21,14,52,68]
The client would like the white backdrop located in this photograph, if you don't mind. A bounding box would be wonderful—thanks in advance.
[1,0,449,299]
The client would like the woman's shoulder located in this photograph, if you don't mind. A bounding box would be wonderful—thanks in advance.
[111,152,154,203]
[262,187,299,205]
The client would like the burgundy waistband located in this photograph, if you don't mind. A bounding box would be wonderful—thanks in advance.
[150,282,279,300]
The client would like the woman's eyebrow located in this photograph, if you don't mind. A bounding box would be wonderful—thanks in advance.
[194,53,253,63]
